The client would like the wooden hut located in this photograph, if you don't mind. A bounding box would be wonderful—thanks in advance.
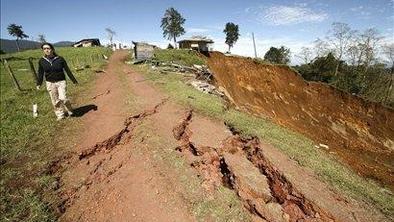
[178,36,214,52]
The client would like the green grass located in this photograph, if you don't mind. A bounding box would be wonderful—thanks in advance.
[153,49,206,66]
[132,64,393,218]
[0,47,111,221]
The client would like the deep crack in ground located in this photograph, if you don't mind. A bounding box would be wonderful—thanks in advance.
[51,99,168,214]
[172,112,334,222]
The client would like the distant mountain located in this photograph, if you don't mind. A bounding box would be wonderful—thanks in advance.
[1,39,41,53]
[0,39,75,53]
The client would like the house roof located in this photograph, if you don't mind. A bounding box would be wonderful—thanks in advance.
[178,36,214,43]
[73,38,100,45]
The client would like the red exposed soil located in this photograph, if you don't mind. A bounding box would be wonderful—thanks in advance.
[207,52,394,190]
[52,50,389,222]
[56,51,194,221]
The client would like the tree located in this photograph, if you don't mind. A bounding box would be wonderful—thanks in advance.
[297,47,313,64]
[295,52,340,83]
[313,38,331,58]
[105,28,116,46]
[38,34,46,43]
[263,46,291,64]
[358,28,382,70]
[382,43,394,103]
[167,43,174,49]
[223,22,240,53]
[346,43,361,66]
[382,43,394,73]
[327,22,355,76]
[7,24,29,51]
[160,8,186,48]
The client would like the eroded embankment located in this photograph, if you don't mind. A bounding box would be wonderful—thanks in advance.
[207,52,394,190]
[172,110,333,222]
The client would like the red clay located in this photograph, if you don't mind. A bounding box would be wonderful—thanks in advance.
[207,52,394,190]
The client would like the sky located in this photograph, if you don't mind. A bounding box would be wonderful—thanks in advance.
[1,0,393,63]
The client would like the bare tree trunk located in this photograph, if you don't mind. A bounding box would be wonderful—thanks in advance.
[334,62,340,77]
[15,38,20,52]
[173,36,177,49]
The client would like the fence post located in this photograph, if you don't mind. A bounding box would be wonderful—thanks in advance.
[28,58,38,85]
[3,59,22,91]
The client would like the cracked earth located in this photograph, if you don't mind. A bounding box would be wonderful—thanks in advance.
[50,50,388,222]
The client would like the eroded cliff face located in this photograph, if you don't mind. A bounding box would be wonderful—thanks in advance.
[207,52,394,189]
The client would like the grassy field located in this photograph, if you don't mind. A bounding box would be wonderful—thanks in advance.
[0,47,111,221]
[132,59,393,218]
[153,49,206,66]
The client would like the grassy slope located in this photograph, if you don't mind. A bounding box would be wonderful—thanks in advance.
[131,49,393,217]
[0,47,111,221]
[153,49,206,66]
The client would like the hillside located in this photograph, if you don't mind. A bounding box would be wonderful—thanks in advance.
[0,38,75,53]
[207,52,394,190]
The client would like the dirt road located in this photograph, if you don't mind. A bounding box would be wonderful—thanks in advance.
[54,51,388,222]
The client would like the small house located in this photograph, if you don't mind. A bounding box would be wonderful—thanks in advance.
[178,36,214,52]
[132,42,157,60]
[73,39,101,47]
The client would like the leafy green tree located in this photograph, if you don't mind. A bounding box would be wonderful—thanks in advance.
[161,8,186,48]
[295,52,339,83]
[263,46,291,64]
[7,24,29,51]
[223,22,240,53]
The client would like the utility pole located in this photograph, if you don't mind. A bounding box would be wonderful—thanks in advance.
[252,32,257,58]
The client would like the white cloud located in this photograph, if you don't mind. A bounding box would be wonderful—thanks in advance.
[350,5,374,19]
[211,35,312,64]
[350,6,364,12]
[187,28,210,33]
[258,5,328,25]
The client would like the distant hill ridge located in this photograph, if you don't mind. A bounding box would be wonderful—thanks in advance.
[0,38,75,53]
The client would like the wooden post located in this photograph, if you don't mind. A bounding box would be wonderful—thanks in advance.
[3,59,22,91]
[28,58,38,85]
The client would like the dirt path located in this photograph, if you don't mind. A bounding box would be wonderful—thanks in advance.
[54,50,388,222]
